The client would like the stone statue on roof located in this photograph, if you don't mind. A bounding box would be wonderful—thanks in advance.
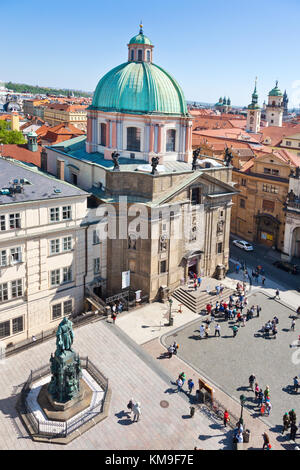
[151,156,159,175]
[111,151,120,171]
[224,147,234,167]
[192,147,201,171]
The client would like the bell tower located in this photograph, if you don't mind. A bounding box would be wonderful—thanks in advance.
[246,78,261,133]
[266,81,283,127]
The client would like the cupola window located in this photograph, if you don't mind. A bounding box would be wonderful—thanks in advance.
[166,129,176,152]
[127,127,141,152]
[131,49,134,61]
[137,49,143,61]
[146,50,151,62]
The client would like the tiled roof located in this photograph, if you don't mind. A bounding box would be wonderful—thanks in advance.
[1,144,42,167]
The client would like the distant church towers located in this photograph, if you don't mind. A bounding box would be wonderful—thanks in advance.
[246,78,261,133]
[266,81,284,127]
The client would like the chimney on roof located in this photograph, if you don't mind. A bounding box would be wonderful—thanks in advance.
[41,147,48,172]
[57,158,65,181]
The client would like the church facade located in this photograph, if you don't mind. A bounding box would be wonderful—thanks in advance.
[45,27,237,302]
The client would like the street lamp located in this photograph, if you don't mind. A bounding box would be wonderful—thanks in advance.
[168,297,173,325]
[239,394,246,425]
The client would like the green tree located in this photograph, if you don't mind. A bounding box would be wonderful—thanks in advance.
[0,121,26,144]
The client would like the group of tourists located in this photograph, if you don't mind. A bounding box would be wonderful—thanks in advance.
[261,317,279,338]
[282,409,298,440]
[167,341,179,358]
[189,272,202,291]
[110,301,124,323]
[251,265,266,285]
[175,372,195,394]
[249,375,273,416]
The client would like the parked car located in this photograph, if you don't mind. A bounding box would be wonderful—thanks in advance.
[273,260,300,275]
[232,240,254,251]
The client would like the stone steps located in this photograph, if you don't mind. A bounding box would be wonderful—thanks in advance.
[172,286,235,314]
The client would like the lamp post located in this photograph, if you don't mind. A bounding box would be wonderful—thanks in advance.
[239,394,246,425]
[168,297,173,326]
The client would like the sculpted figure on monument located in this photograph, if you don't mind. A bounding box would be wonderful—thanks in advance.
[55,317,74,355]
[151,156,160,175]
[224,147,233,166]
[111,151,120,171]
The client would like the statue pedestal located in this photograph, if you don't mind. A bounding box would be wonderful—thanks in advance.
[48,350,82,404]
[38,379,93,422]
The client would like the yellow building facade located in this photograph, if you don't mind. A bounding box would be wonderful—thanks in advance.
[231,153,292,250]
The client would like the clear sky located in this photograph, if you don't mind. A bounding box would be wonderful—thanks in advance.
[2,0,300,107]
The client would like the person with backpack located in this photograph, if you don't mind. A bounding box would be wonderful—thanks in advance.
[168,345,174,358]
[179,372,186,385]
[172,341,179,355]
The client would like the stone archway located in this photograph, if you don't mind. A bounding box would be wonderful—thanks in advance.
[291,227,300,258]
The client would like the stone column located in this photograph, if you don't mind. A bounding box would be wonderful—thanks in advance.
[149,124,154,153]
[112,120,117,148]
[157,124,163,154]
[106,120,110,148]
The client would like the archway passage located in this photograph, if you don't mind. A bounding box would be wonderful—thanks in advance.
[291,227,300,258]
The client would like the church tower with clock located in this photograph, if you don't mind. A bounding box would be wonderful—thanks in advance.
[246,79,261,133]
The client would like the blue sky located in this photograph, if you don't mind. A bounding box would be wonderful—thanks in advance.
[2,0,300,106]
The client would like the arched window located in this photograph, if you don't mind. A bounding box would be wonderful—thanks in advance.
[131,49,134,61]
[137,49,143,61]
[100,123,107,146]
[127,127,141,151]
[166,129,176,152]
[146,50,151,62]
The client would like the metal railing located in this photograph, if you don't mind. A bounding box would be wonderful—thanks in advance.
[20,356,109,438]
[198,393,241,430]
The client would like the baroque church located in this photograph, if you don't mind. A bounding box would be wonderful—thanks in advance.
[45,26,237,301]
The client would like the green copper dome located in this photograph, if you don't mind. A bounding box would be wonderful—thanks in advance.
[269,81,283,97]
[91,61,188,115]
[129,33,153,45]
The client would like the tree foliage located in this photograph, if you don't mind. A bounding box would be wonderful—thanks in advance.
[5,81,92,98]
[0,121,26,144]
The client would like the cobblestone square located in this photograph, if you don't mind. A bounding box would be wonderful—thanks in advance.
[165,291,300,434]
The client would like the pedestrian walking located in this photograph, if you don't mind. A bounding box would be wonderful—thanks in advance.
[223,410,230,427]
[111,312,117,324]
[249,374,256,391]
[132,402,141,422]
[168,345,174,358]
[214,323,221,337]
[293,376,299,393]
[282,412,290,434]
[262,276,266,286]
[188,378,195,394]
[232,325,238,337]
[194,280,197,291]
[290,422,298,441]
[264,386,270,401]
[289,409,297,425]
[275,288,280,300]
[266,401,272,415]
[262,433,270,450]
[199,324,205,339]
[255,382,259,399]
[176,377,183,392]
[205,324,210,338]
[197,275,202,288]
[291,319,296,331]
[179,372,186,385]
[258,389,264,406]
[127,398,134,415]
[256,305,261,317]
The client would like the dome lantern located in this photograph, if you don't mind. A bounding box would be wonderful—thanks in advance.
[128,24,154,63]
